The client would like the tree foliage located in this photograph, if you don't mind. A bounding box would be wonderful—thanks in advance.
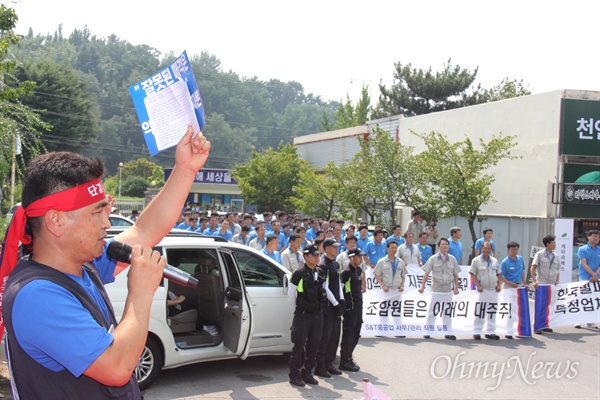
[232,143,309,212]
[480,77,532,102]
[13,26,338,175]
[121,176,148,198]
[414,130,520,258]
[374,58,482,117]
[291,162,351,220]
[330,86,371,130]
[0,5,49,208]
[355,127,428,225]
[15,58,100,153]
[121,158,162,184]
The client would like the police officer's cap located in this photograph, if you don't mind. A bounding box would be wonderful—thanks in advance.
[303,244,321,256]
[347,248,366,257]
[323,238,341,248]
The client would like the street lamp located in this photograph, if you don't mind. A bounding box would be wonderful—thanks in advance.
[118,162,123,199]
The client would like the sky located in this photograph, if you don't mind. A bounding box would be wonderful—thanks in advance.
[8,0,600,103]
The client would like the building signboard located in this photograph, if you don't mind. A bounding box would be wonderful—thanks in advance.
[560,99,600,156]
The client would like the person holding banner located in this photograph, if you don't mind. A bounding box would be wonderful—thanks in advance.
[469,242,502,340]
[531,235,560,334]
[575,229,599,329]
[419,238,461,340]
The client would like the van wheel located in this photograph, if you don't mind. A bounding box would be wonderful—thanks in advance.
[135,337,163,390]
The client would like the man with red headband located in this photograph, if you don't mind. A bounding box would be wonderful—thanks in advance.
[0,126,210,399]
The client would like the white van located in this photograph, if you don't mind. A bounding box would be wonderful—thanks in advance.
[105,230,295,389]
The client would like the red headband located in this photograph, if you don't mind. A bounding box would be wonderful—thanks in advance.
[0,178,106,331]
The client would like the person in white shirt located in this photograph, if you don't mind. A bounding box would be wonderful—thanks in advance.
[281,233,304,272]
[396,232,422,266]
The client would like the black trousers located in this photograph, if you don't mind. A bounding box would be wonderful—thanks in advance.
[340,306,362,363]
[288,309,323,380]
[316,305,341,368]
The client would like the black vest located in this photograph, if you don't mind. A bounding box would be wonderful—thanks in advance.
[292,265,326,312]
[3,258,141,399]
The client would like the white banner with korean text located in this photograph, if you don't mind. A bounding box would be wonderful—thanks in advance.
[363,264,472,292]
[533,281,600,331]
[360,287,532,337]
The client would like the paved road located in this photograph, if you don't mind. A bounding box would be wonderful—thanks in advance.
[143,325,599,400]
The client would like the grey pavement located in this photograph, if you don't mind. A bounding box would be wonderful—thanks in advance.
[143,324,600,400]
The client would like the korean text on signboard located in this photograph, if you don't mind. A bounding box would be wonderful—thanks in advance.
[560,99,600,157]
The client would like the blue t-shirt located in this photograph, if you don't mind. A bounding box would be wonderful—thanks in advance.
[448,238,463,264]
[418,244,433,264]
[214,230,233,241]
[500,255,525,283]
[305,228,317,241]
[203,227,219,236]
[386,235,406,246]
[578,244,600,280]
[475,238,496,252]
[261,248,282,264]
[363,241,387,265]
[12,243,117,377]
[356,236,371,252]
[176,222,192,230]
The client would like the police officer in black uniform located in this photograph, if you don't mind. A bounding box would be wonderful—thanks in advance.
[339,248,367,372]
[288,244,329,387]
[315,239,345,378]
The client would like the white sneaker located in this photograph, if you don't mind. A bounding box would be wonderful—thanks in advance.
[203,325,219,336]
[586,323,598,329]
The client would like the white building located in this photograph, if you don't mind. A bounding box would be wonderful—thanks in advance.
[294,90,600,266]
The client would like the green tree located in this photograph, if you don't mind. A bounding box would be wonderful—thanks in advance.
[414,130,520,260]
[334,86,371,129]
[232,143,309,212]
[373,58,482,117]
[121,158,162,183]
[480,77,531,102]
[0,5,49,208]
[202,112,256,169]
[121,176,148,197]
[329,161,385,225]
[353,127,427,226]
[16,58,100,153]
[291,162,351,220]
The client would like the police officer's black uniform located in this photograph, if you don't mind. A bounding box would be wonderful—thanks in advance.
[339,249,364,371]
[315,243,344,376]
[288,245,327,386]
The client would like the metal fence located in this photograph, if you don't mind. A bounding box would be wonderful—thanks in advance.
[113,199,145,217]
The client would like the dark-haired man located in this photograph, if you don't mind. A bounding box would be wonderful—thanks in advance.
[576,230,599,329]
[419,238,461,340]
[0,127,210,399]
[363,229,387,269]
[315,239,344,378]
[339,248,366,372]
[288,245,336,387]
[531,234,560,334]
[474,227,496,257]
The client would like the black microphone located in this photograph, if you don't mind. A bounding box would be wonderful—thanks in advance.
[107,241,199,288]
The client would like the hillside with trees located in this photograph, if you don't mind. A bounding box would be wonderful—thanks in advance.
[12,25,338,175]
